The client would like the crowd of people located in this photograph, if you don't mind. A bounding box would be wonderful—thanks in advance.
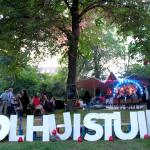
[115,85,142,102]
[1,86,149,117]
[32,94,56,115]
[0,88,56,116]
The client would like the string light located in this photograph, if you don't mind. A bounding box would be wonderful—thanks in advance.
[113,79,143,96]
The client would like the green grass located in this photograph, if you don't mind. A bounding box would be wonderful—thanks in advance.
[21,109,132,129]
[0,139,150,150]
[1,109,149,150]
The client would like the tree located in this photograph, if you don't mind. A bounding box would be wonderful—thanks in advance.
[124,63,150,78]
[14,66,41,95]
[0,65,67,97]
[39,68,67,98]
[77,17,127,79]
[0,0,150,97]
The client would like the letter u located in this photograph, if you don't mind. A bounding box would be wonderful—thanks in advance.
[113,112,138,140]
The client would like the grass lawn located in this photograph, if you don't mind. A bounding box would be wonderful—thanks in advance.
[0,139,150,150]
[1,109,150,150]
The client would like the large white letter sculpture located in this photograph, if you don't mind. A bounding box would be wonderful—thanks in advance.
[73,114,81,140]
[146,110,150,136]
[100,113,114,140]
[137,111,148,139]
[9,115,24,141]
[26,115,50,142]
[0,115,10,141]
[49,112,72,140]
[0,110,150,142]
[114,112,138,140]
[84,113,103,141]
[56,112,72,140]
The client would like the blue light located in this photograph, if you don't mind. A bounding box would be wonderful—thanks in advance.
[113,79,144,96]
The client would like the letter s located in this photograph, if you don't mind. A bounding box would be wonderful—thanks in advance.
[83,113,103,141]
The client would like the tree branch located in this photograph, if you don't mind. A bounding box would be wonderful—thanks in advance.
[79,1,148,20]
[79,2,105,19]
[56,26,71,37]
[63,0,71,10]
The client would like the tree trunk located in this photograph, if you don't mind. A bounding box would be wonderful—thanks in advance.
[66,0,79,110]
[67,0,79,86]
[93,46,101,79]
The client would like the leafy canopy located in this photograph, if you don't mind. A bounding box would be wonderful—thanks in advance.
[0,0,150,81]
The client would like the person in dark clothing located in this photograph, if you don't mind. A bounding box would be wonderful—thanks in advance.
[83,91,92,112]
[142,87,146,102]
[43,95,54,113]
[147,79,150,109]
[14,93,23,117]
[20,90,30,115]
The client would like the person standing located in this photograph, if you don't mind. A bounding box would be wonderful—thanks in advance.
[14,93,23,117]
[83,91,92,112]
[49,96,56,112]
[32,95,43,115]
[0,90,9,115]
[8,88,15,115]
[146,79,150,109]
[20,90,30,115]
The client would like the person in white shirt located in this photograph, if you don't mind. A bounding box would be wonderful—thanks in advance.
[8,88,16,115]
[0,90,9,115]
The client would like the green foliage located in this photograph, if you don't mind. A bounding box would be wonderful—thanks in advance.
[110,1,150,59]
[0,0,150,88]
[78,17,126,79]
[14,66,41,95]
[0,65,67,97]
[0,77,8,92]
[39,68,67,98]
[124,64,150,78]
[0,0,66,72]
